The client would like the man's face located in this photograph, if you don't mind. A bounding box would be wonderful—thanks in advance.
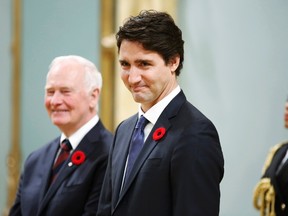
[118,40,179,112]
[45,61,97,136]
[285,102,288,128]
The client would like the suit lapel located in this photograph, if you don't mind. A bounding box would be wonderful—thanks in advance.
[37,123,101,215]
[38,139,60,202]
[38,159,78,212]
[112,116,137,205]
[119,117,171,199]
[116,91,186,207]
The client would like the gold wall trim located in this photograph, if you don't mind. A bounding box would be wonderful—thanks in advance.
[3,0,22,215]
[100,0,116,131]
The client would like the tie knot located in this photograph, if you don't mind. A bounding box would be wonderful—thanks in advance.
[135,115,149,130]
[61,139,72,151]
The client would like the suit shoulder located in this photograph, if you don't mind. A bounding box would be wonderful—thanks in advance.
[100,128,114,149]
[261,140,288,174]
[115,114,138,129]
[181,101,217,128]
[23,137,59,165]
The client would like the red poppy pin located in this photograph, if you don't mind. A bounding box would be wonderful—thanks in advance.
[71,151,86,165]
[153,127,166,141]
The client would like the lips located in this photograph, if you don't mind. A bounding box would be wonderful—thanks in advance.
[132,85,146,92]
[52,109,68,113]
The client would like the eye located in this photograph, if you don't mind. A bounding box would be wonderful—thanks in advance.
[61,89,71,94]
[138,61,150,67]
[46,89,55,96]
[120,61,130,70]
[119,61,130,69]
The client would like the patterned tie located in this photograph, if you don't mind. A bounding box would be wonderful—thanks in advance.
[124,115,149,183]
[50,139,72,184]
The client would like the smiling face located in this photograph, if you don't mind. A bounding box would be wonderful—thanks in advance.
[119,40,179,112]
[285,101,288,128]
[45,61,98,136]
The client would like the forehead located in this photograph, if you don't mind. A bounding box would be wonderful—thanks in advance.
[119,40,162,61]
[45,62,85,88]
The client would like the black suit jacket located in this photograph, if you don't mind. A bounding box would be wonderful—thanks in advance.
[97,91,224,216]
[9,120,113,216]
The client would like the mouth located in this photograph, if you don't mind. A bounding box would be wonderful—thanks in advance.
[52,109,69,114]
[131,85,146,92]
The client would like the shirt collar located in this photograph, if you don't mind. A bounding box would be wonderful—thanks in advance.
[60,115,99,150]
[139,86,181,124]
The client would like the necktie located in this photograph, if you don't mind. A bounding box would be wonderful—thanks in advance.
[50,139,72,183]
[124,115,149,183]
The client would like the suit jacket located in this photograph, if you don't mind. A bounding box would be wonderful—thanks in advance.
[262,142,288,215]
[9,120,113,216]
[97,91,224,216]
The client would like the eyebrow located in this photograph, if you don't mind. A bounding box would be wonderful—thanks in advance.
[119,58,153,63]
[135,59,152,63]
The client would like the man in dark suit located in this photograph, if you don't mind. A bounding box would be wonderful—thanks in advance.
[9,55,113,216]
[253,99,288,216]
[97,10,224,216]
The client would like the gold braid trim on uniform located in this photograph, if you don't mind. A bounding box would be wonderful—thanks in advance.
[261,142,286,175]
[253,178,276,216]
[253,141,287,216]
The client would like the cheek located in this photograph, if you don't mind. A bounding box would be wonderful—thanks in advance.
[120,72,126,80]
[44,98,50,109]
[120,73,129,84]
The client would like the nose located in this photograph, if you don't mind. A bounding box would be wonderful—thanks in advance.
[128,67,141,84]
[50,91,63,106]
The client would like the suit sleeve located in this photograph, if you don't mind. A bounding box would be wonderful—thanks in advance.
[81,153,110,216]
[8,151,36,216]
[8,174,23,216]
[171,120,224,216]
[96,147,113,216]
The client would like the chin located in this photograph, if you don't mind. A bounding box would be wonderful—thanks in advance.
[132,95,143,103]
[52,120,67,127]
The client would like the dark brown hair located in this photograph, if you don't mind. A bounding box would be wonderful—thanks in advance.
[116,10,184,76]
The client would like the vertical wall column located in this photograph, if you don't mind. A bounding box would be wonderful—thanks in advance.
[3,0,22,215]
[100,0,116,132]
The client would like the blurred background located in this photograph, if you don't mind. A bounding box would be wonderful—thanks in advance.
[1,0,288,215]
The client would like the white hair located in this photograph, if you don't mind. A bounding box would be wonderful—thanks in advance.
[48,55,102,92]
[47,55,103,111]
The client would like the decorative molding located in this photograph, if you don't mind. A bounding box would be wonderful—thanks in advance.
[3,0,22,215]
[100,0,116,131]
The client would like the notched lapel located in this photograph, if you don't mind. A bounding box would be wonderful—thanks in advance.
[38,156,78,215]
[115,91,186,210]
[112,118,136,204]
[38,123,101,215]
[119,117,171,199]
[38,139,60,203]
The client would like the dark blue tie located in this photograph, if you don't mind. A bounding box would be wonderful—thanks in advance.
[125,115,149,182]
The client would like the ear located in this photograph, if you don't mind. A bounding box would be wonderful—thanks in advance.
[89,88,100,110]
[169,55,180,73]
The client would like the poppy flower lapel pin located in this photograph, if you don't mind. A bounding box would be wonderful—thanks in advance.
[152,127,166,141]
[71,150,86,166]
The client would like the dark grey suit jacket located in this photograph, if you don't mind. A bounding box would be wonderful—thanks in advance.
[9,120,113,216]
[97,91,224,216]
